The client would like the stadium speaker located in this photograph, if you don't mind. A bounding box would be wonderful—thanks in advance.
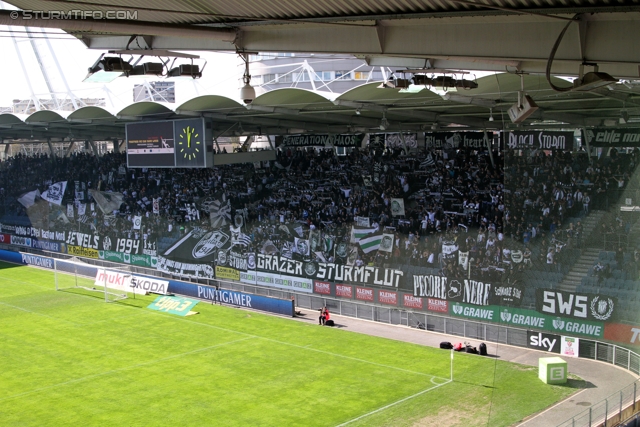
[508,95,538,124]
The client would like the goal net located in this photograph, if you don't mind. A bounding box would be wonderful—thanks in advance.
[54,257,134,303]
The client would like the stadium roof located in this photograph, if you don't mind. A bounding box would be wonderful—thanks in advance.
[1,73,639,143]
[2,1,640,78]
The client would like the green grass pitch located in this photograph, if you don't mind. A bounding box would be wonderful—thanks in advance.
[0,262,581,426]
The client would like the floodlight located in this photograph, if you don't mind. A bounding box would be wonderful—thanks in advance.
[84,55,132,83]
[168,64,202,79]
[129,62,165,77]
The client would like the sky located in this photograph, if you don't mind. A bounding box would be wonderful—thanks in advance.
[0,1,242,112]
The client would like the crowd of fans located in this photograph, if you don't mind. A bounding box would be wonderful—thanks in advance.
[0,144,637,285]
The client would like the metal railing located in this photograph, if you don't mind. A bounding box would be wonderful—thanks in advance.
[556,379,640,427]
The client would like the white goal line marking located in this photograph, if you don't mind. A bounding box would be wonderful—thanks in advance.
[335,379,453,427]
[0,337,254,403]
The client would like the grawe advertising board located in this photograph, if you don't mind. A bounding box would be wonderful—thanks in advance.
[168,281,294,317]
[450,303,605,338]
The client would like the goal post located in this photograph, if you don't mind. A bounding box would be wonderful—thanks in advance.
[54,257,133,303]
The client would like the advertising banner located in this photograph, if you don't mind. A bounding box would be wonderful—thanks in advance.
[335,284,353,298]
[94,269,146,295]
[527,331,561,353]
[168,281,294,317]
[582,128,640,147]
[68,245,99,258]
[502,306,604,338]
[504,131,574,150]
[129,254,157,268]
[10,235,32,247]
[215,266,240,281]
[604,323,640,347]
[356,287,374,302]
[240,270,257,285]
[560,336,579,358]
[403,295,423,309]
[427,298,449,313]
[255,271,313,293]
[147,296,199,316]
[0,233,10,243]
[31,239,62,252]
[378,290,398,306]
[130,275,169,295]
[536,289,618,322]
[19,253,54,269]
[313,281,332,295]
[449,302,498,321]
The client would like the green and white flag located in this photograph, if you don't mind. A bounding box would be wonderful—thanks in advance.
[350,226,377,243]
[358,233,383,253]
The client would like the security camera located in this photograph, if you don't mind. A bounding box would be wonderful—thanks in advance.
[240,83,256,105]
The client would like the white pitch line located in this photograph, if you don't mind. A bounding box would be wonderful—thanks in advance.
[0,337,254,403]
[335,379,453,427]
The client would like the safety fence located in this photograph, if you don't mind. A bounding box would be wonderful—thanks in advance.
[556,379,640,427]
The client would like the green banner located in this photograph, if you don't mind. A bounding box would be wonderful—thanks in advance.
[449,303,605,338]
[147,295,199,316]
[98,251,157,268]
[99,250,125,263]
[129,253,157,268]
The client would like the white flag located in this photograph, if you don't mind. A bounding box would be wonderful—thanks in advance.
[41,181,67,206]
[78,203,87,216]
[66,203,74,218]
[17,189,40,208]
[458,251,469,270]
[132,215,142,230]
[390,198,405,216]
[378,234,395,253]
[153,198,160,214]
